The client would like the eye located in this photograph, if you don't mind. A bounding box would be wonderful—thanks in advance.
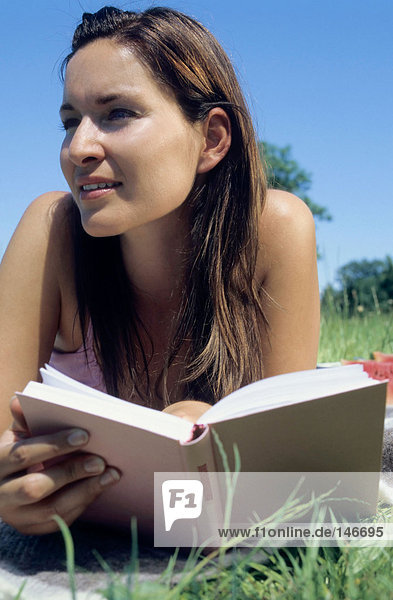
[60,118,80,132]
[107,108,137,121]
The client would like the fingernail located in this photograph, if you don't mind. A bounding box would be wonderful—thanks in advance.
[84,456,105,473]
[100,468,121,486]
[67,429,89,446]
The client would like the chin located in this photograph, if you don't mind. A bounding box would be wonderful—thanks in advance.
[80,215,125,238]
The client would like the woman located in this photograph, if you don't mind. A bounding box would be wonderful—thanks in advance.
[0,6,319,534]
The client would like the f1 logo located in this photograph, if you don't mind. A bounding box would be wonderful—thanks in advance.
[162,480,204,531]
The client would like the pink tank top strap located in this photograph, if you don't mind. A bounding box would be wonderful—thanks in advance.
[49,322,106,392]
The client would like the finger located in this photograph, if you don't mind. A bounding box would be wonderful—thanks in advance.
[10,396,29,436]
[0,428,90,479]
[10,503,86,535]
[1,467,121,534]
[0,453,121,510]
[1,453,109,506]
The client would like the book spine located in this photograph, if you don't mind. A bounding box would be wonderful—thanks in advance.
[180,424,215,471]
[181,426,224,542]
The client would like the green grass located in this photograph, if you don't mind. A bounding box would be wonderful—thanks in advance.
[15,305,393,600]
[319,302,393,363]
[39,509,393,600]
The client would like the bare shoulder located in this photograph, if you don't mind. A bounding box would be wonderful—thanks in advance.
[16,192,79,347]
[255,190,320,376]
[4,191,75,285]
[260,189,315,246]
[2,190,73,267]
[256,189,316,283]
[16,191,73,237]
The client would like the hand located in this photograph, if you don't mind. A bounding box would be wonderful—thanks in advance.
[162,400,211,423]
[0,397,121,534]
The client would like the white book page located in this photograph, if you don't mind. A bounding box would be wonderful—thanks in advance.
[42,364,115,400]
[37,364,381,434]
[198,365,378,424]
[24,375,193,443]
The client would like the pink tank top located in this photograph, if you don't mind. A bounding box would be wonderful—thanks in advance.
[49,323,107,392]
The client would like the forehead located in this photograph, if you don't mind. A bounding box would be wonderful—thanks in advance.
[63,39,171,104]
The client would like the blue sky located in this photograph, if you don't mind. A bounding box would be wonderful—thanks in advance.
[1,0,392,290]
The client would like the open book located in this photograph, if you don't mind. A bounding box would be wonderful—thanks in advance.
[17,365,387,534]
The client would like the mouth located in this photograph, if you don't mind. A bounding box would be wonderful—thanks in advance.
[80,182,122,192]
[78,180,122,201]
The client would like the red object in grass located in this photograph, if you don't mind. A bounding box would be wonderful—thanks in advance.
[341,357,393,405]
[373,351,393,363]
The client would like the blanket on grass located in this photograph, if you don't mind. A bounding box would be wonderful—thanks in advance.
[0,521,185,599]
[2,406,393,600]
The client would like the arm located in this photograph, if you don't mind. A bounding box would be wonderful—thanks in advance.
[0,193,120,533]
[0,193,61,432]
[162,400,211,423]
[256,190,320,377]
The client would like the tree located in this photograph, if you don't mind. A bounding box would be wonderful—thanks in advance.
[321,256,393,314]
[381,256,393,301]
[259,142,331,223]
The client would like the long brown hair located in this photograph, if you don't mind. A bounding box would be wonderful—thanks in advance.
[62,6,268,405]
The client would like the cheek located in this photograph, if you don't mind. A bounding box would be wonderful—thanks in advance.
[144,153,197,203]
[153,131,201,189]
[59,143,71,180]
[120,137,198,202]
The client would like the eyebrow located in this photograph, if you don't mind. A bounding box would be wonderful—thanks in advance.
[59,94,124,113]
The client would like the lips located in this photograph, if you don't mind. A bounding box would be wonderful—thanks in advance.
[76,174,122,188]
[77,179,122,200]
[81,182,121,191]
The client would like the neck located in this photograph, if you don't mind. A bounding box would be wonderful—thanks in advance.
[120,205,190,307]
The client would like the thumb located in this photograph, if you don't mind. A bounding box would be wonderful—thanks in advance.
[10,395,30,436]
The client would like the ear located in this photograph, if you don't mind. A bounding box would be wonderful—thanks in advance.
[196,108,231,174]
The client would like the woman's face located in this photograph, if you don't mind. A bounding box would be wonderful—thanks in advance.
[60,39,205,238]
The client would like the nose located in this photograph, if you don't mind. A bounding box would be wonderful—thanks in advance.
[66,118,105,166]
